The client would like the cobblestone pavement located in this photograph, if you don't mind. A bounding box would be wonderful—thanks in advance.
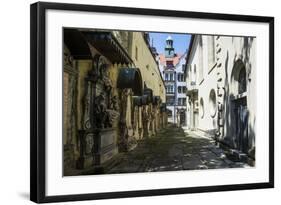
[106,126,249,174]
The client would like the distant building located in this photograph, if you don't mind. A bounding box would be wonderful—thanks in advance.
[158,36,187,126]
[184,34,256,161]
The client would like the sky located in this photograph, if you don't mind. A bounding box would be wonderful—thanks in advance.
[149,32,191,55]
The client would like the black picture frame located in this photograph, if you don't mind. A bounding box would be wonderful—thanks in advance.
[30,2,274,203]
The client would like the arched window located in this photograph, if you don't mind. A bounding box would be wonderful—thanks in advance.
[231,60,247,96]
[238,66,246,94]
[209,89,217,118]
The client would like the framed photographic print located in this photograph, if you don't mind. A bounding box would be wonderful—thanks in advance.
[30,1,274,203]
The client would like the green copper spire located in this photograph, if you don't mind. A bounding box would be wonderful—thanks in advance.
[165,36,175,58]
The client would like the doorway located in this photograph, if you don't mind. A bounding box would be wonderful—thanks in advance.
[233,97,248,153]
[179,110,186,126]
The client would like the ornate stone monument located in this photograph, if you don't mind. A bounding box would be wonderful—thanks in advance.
[77,54,119,170]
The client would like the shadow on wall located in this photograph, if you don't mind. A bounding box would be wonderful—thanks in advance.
[223,50,230,143]
[242,37,254,81]
[212,117,216,128]
[221,37,255,156]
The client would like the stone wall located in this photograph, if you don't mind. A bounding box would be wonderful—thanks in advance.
[63,30,168,175]
[185,34,256,158]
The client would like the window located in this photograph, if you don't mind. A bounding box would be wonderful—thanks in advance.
[209,89,217,117]
[177,73,184,82]
[177,98,181,106]
[169,73,174,81]
[231,60,247,96]
[208,36,216,69]
[165,73,168,81]
[182,64,185,72]
[238,66,246,94]
[170,85,174,93]
[183,98,186,106]
[166,85,174,93]
[183,86,187,94]
[177,98,187,106]
[166,96,175,105]
[177,86,187,94]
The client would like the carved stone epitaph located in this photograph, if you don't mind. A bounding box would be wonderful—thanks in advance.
[63,46,78,171]
[77,54,119,170]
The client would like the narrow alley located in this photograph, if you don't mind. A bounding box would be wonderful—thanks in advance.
[101,126,249,174]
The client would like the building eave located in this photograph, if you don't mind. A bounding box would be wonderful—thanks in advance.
[184,35,195,74]
[82,31,134,64]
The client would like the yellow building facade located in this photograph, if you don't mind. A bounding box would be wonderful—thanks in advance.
[63,29,167,175]
[130,32,166,102]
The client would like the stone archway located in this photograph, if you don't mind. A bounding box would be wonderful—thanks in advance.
[230,60,249,153]
[230,59,247,96]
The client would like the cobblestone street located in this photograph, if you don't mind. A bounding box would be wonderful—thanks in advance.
[106,126,249,174]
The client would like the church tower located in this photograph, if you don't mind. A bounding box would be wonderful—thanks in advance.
[165,35,175,58]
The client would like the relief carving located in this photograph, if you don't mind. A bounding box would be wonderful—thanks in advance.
[119,89,136,151]
[63,48,77,171]
[79,54,120,168]
[82,80,92,130]
[64,46,74,68]
[81,55,119,130]
[94,93,108,129]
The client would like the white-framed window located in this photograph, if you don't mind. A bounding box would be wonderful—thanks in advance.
[177,86,186,93]
[166,85,174,93]
[165,73,168,81]
[177,73,184,82]
[178,86,181,93]
[169,73,174,81]
[177,98,187,106]
[170,85,174,93]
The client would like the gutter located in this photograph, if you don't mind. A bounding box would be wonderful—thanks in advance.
[184,35,195,75]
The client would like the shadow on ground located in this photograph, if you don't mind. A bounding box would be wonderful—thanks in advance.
[103,126,249,174]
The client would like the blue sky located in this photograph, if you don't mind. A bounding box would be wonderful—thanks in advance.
[149,32,191,54]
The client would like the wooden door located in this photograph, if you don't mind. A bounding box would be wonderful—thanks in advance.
[235,97,249,153]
